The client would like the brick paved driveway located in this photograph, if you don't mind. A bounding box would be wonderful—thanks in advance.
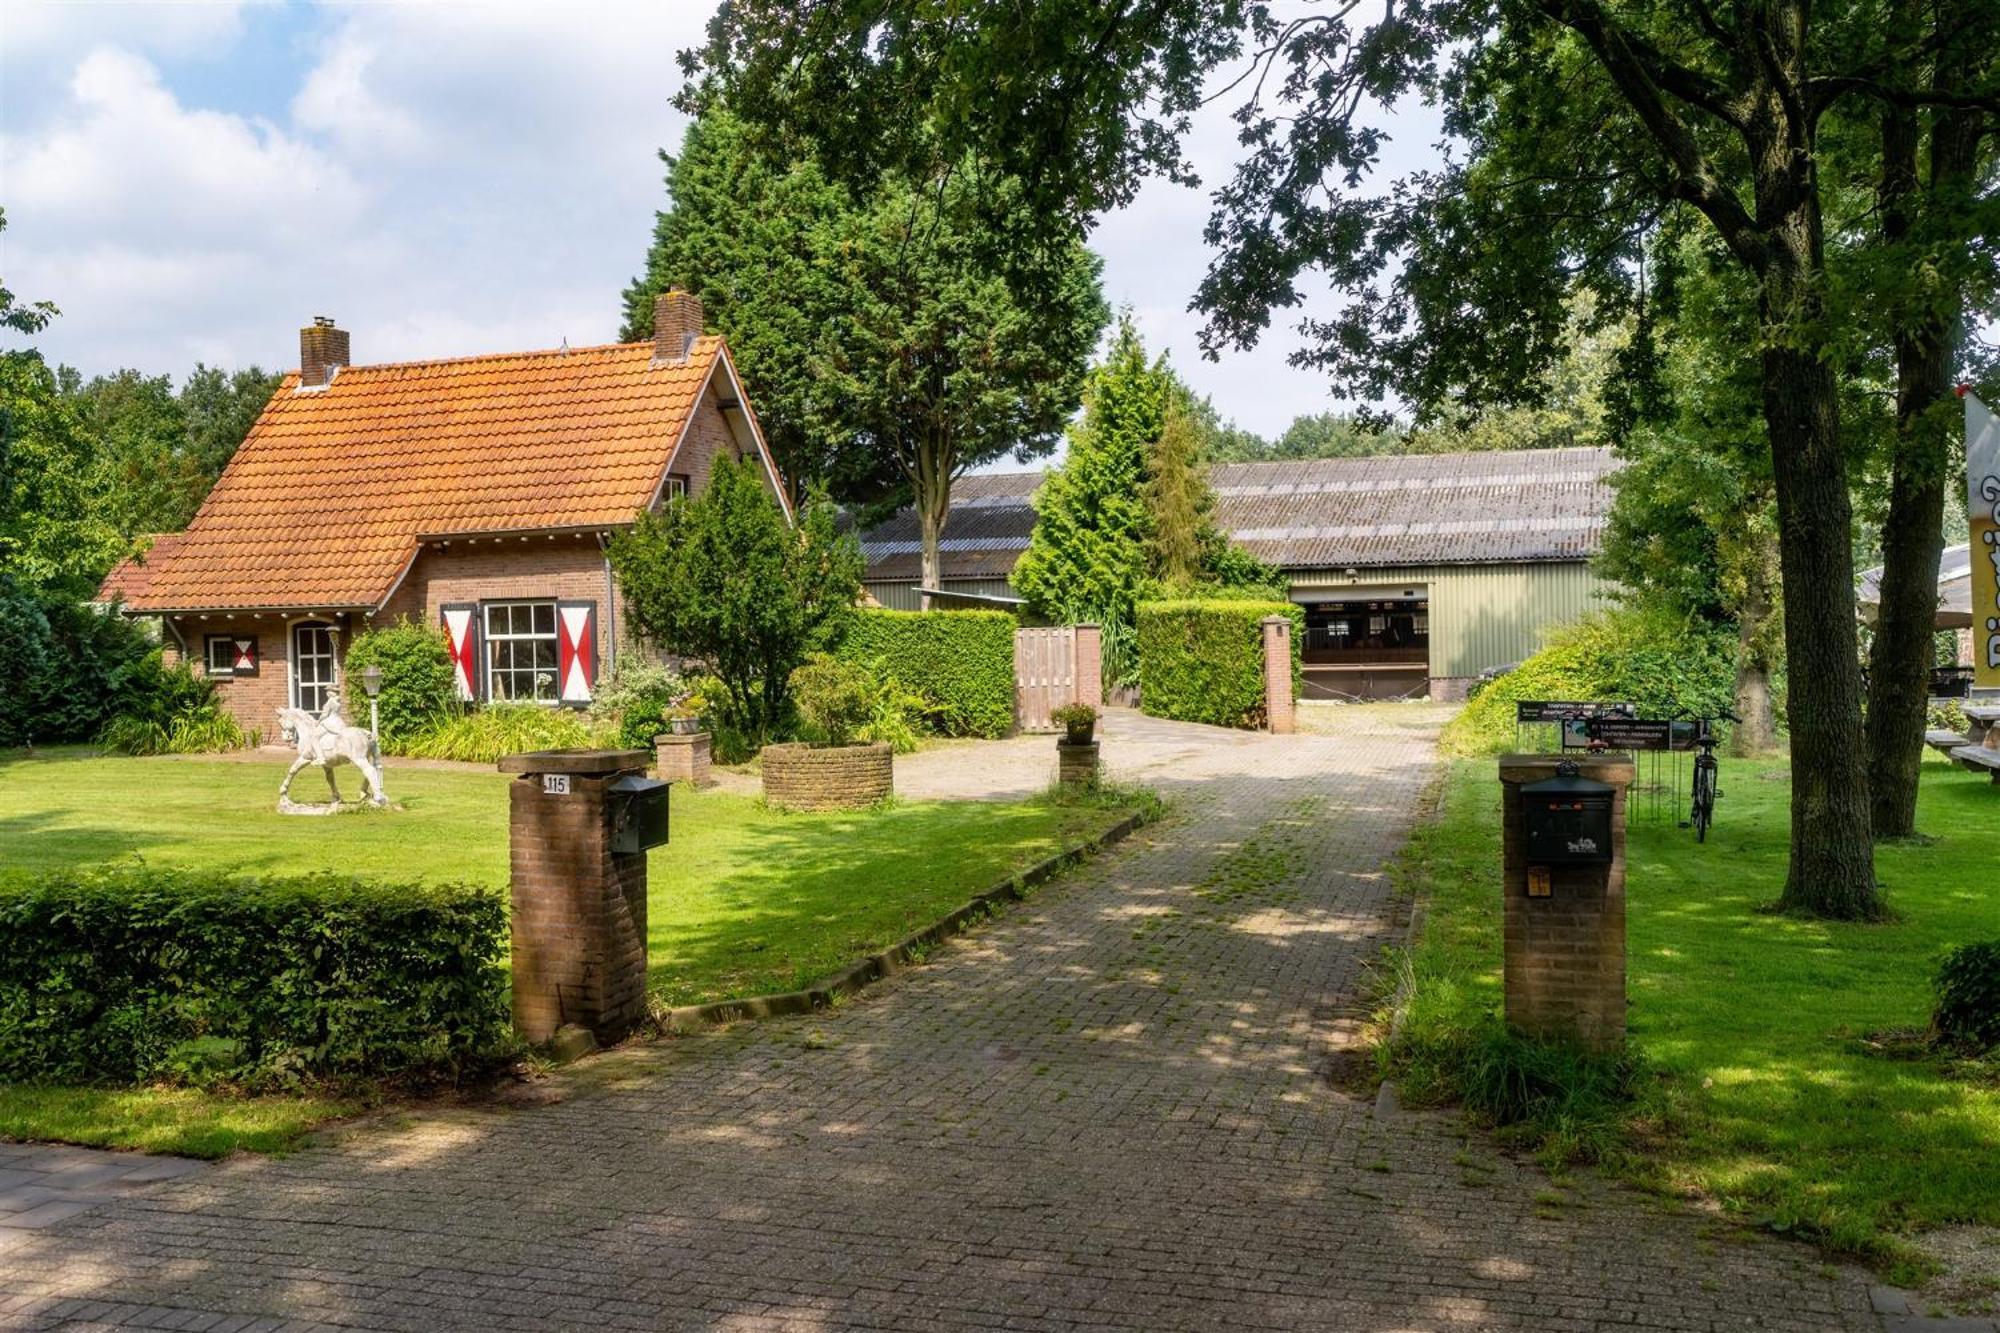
[1,708,1877,1331]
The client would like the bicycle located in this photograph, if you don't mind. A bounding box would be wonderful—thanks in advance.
[1682,709,1739,841]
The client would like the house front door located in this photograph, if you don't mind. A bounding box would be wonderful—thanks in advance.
[292,622,337,713]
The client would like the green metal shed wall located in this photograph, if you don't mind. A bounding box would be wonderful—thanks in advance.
[1288,562,1615,679]
[863,579,1018,611]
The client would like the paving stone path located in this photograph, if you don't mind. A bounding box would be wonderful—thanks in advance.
[1,709,1881,1331]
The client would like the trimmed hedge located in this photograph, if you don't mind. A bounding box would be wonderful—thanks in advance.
[1440,608,1738,756]
[1136,599,1302,729]
[0,867,509,1088]
[834,608,1016,738]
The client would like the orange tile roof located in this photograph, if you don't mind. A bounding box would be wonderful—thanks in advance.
[95,533,186,604]
[126,338,727,612]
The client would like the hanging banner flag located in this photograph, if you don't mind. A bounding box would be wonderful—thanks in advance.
[1969,391,2000,690]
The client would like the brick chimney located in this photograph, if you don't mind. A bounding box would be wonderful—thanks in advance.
[299,316,350,389]
[652,288,704,365]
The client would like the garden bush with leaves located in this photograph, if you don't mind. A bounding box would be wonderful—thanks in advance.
[98,652,251,755]
[1441,607,1738,756]
[588,658,686,749]
[344,618,460,744]
[396,703,618,763]
[1933,941,2000,1054]
[833,608,1015,738]
[1135,598,1302,729]
[0,580,159,746]
[788,653,926,752]
[0,865,509,1088]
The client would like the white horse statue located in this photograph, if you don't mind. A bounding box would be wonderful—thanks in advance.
[276,696,389,810]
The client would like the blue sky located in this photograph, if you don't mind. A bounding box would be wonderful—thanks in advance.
[1,1,1446,443]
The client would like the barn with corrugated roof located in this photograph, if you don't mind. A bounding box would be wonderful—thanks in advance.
[857,445,1619,700]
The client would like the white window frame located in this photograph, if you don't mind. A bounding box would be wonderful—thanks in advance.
[662,474,689,502]
[483,600,561,703]
[289,621,338,712]
[204,635,237,676]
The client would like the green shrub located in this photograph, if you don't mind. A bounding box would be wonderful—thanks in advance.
[344,619,460,744]
[588,658,686,750]
[0,580,164,747]
[1135,598,1302,729]
[1440,607,1738,756]
[97,653,252,755]
[1934,941,2000,1054]
[397,704,618,763]
[0,865,508,1088]
[1928,699,1969,736]
[789,653,878,747]
[833,609,1016,738]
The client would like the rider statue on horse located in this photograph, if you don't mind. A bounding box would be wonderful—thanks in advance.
[276,693,389,810]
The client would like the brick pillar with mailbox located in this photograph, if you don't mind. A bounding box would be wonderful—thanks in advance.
[500,748,655,1046]
[1073,623,1104,711]
[1261,615,1296,735]
[1499,753,1633,1051]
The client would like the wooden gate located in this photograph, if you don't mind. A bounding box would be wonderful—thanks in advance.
[1014,626,1078,733]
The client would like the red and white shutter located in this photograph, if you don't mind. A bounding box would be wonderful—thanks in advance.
[556,601,596,704]
[231,637,258,675]
[440,604,479,701]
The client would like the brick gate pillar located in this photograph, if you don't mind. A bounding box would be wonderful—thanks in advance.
[499,748,652,1046]
[1498,753,1634,1052]
[1261,615,1295,735]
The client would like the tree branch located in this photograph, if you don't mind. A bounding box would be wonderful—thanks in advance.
[1808,75,2000,116]
[1539,0,1769,272]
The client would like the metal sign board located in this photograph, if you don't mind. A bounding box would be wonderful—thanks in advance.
[1517,701,1635,724]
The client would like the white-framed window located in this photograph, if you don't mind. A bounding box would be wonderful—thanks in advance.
[204,635,237,676]
[291,622,337,712]
[663,474,689,502]
[484,601,560,702]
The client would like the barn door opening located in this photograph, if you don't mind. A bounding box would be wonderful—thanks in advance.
[1299,594,1430,701]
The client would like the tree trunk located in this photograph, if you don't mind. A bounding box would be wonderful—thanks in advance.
[911,436,954,612]
[1862,37,1983,840]
[1762,306,1880,917]
[1731,529,1779,756]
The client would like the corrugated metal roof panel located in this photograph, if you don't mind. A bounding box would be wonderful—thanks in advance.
[856,447,1618,581]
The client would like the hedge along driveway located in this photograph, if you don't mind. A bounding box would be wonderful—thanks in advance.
[0,751,1135,1007]
[834,608,1017,738]
[1135,598,1302,728]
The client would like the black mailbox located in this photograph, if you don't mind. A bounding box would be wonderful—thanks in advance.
[608,774,670,855]
[1521,762,1614,865]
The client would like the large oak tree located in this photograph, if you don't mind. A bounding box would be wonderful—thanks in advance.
[691,0,1999,919]
[623,108,1106,597]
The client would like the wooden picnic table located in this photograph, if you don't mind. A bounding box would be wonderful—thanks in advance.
[1951,703,2000,782]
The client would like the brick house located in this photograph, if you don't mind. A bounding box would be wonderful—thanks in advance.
[99,291,789,732]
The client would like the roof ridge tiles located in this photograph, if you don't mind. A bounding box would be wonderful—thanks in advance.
[286,335,721,379]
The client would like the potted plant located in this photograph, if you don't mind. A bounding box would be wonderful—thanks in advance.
[1051,701,1099,745]
[665,691,702,735]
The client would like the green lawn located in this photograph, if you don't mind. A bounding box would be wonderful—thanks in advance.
[1393,753,2000,1280]
[0,748,1140,1155]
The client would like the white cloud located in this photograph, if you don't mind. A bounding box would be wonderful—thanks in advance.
[1,1,1431,439]
[291,36,426,157]
[7,48,362,244]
